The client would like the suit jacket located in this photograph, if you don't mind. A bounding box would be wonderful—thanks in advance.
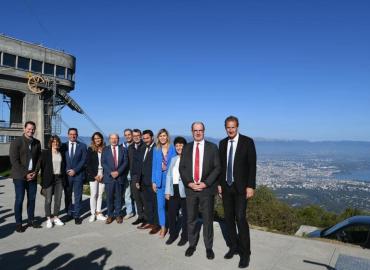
[218,134,257,193]
[140,144,155,187]
[165,155,186,198]
[152,144,176,188]
[128,142,145,182]
[9,135,41,180]
[63,141,87,180]
[102,144,128,184]
[40,149,66,188]
[85,147,102,182]
[179,140,221,196]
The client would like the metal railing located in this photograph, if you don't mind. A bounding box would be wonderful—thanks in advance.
[0,121,23,128]
[0,135,19,143]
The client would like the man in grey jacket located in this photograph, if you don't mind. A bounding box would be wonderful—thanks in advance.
[9,121,41,232]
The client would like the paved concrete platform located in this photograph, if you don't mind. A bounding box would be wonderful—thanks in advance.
[0,177,369,270]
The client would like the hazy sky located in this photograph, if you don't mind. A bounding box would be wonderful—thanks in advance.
[2,0,370,140]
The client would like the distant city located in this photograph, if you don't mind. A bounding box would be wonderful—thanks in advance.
[69,136,370,213]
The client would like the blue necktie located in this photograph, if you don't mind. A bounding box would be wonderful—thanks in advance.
[227,140,234,186]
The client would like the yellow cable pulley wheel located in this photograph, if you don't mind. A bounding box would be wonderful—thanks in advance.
[27,75,46,94]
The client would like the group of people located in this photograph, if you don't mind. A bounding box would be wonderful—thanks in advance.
[9,115,256,268]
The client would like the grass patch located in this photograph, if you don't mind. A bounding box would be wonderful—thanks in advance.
[0,169,11,177]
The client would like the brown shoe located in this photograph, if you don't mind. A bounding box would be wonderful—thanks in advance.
[137,223,148,229]
[138,223,152,230]
[149,225,161,235]
[116,216,123,224]
[105,217,114,224]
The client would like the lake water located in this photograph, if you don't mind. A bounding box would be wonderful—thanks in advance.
[334,169,370,182]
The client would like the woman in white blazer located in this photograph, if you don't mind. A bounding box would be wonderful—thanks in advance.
[165,136,188,246]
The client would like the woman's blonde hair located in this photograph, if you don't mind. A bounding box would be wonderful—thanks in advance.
[155,128,170,148]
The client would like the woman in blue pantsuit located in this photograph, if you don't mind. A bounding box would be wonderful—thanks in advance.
[152,128,176,238]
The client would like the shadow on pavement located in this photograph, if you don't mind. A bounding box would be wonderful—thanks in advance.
[0,243,59,270]
[0,243,133,270]
[0,207,15,239]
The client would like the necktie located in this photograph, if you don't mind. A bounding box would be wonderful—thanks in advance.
[227,140,234,186]
[70,143,75,160]
[28,140,33,170]
[194,143,200,183]
[113,146,118,170]
[143,145,151,161]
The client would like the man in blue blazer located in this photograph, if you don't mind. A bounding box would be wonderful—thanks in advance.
[63,128,87,225]
[102,133,128,224]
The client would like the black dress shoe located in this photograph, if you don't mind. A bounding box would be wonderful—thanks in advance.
[27,221,42,229]
[132,218,144,225]
[224,248,238,259]
[185,246,196,257]
[64,215,73,222]
[206,249,215,260]
[239,256,250,268]
[74,218,82,225]
[15,224,25,233]
[177,238,188,246]
[165,237,177,245]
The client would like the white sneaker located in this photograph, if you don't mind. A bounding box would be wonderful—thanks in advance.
[89,214,96,223]
[53,217,64,226]
[46,218,53,229]
[96,213,107,221]
[123,213,135,220]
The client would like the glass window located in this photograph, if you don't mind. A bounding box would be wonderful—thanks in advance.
[67,68,74,80]
[44,62,54,75]
[335,225,370,245]
[56,65,65,79]
[9,136,18,142]
[18,56,30,71]
[31,59,42,73]
[3,53,16,67]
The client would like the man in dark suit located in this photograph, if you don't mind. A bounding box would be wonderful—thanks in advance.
[136,130,160,234]
[63,127,87,225]
[128,129,146,225]
[179,122,221,260]
[9,121,41,232]
[102,133,128,224]
[218,116,257,268]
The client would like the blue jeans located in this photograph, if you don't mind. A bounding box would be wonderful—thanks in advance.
[122,179,134,215]
[13,179,37,224]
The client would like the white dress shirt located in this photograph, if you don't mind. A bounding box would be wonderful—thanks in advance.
[172,156,181,185]
[192,139,205,182]
[226,133,239,183]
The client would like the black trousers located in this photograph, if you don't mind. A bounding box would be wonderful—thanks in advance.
[168,185,187,239]
[142,184,158,225]
[131,179,145,220]
[186,193,214,249]
[222,183,251,257]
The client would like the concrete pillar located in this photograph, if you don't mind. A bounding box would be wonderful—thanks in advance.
[22,93,45,148]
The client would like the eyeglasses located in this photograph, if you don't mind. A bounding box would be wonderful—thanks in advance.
[192,130,204,133]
